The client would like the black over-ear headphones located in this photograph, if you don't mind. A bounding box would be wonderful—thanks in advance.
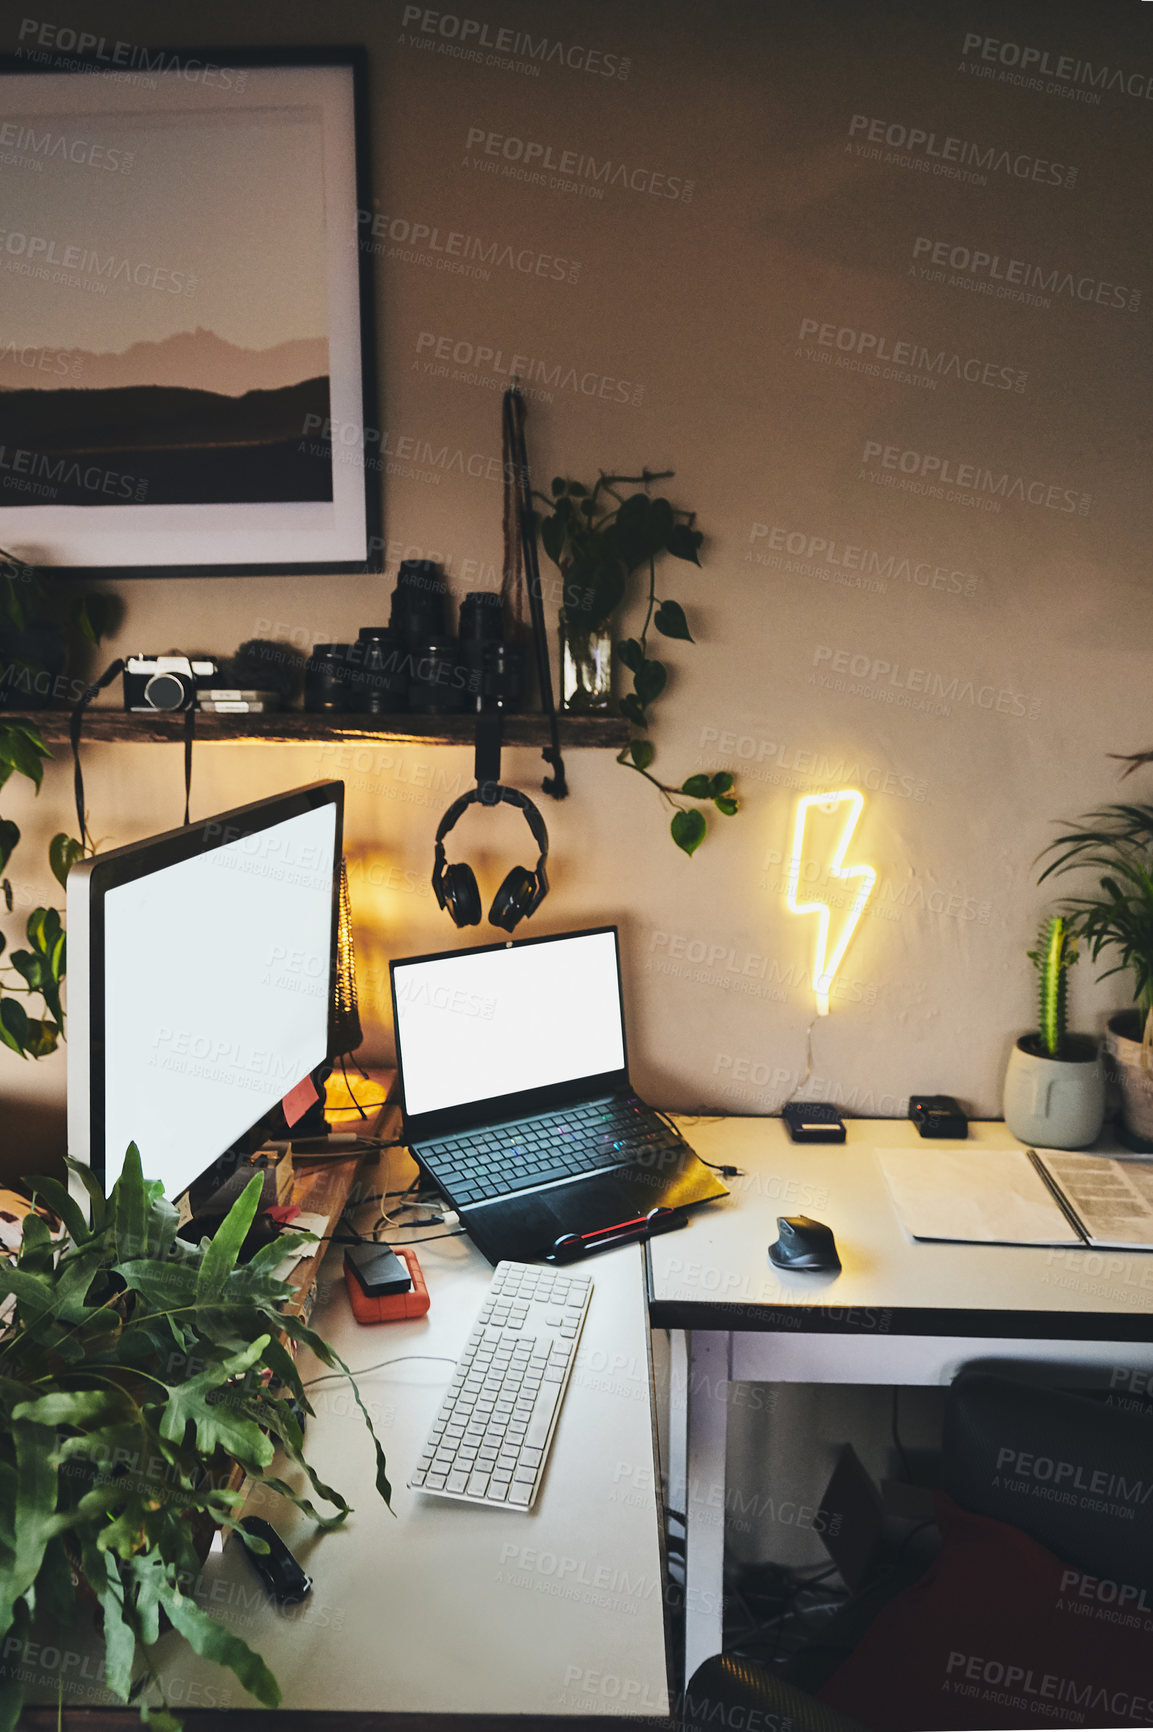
[432,783,550,931]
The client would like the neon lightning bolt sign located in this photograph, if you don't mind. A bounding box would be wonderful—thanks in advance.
[785,790,875,1017]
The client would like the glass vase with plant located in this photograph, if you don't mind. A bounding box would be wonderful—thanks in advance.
[536,470,737,855]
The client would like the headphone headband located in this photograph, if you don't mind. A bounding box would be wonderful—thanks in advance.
[432,782,550,922]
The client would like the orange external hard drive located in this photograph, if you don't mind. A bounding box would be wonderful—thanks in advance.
[344,1245,429,1323]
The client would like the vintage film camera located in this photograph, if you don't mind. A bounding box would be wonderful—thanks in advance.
[123,654,219,713]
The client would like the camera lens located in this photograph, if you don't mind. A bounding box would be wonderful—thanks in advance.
[458,591,504,641]
[144,671,189,711]
[456,592,522,712]
[354,628,407,714]
[390,560,450,642]
[304,644,352,713]
[408,637,464,714]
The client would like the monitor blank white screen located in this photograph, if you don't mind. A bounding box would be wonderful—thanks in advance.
[101,803,336,1197]
[393,930,625,1117]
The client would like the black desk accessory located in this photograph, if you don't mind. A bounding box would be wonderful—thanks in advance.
[782,1102,847,1143]
[345,1241,413,1296]
[238,1517,313,1605]
[547,1205,687,1264]
[768,1214,842,1272]
[909,1094,968,1138]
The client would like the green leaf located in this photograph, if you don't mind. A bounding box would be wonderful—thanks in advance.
[566,480,588,497]
[71,592,116,645]
[628,740,654,771]
[10,950,43,992]
[634,658,667,706]
[0,1424,66,1637]
[714,795,739,816]
[653,600,693,642]
[671,809,707,857]
[616,638,644,674]
[0,998,29,1057]
[539,513,565,565]
[619,693,647,728]
[0,726,48,791]
[65,1156,106,1233]
[49,833,84,890]
[80,1539,134,1702]
[196,1173,264,1302]
[681,774,712,799]
[157,1569,281,1708]
[708,771,734,795]
[27,906,61,956]
[0,820,17,876]
[13,1388,134,1430]
[648,497,675,548]
[666,522,703,564]
[158,1334,275,1465]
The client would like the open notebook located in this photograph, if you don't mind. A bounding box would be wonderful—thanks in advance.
[877,1146,1153,1250]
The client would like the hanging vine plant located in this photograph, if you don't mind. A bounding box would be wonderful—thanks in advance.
[536,470,737,855]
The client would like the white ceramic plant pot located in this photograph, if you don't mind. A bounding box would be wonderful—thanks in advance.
[1002,1034,1105,1149]
[1105,1011,1153,1147]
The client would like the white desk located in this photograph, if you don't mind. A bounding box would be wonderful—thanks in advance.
[144,1152,672,1720]
[646,1117,1153,1684]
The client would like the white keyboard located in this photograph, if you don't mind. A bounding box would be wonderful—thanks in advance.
[408,1260,592,1509]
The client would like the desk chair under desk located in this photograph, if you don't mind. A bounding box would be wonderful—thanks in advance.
[646,1116,1153,1686]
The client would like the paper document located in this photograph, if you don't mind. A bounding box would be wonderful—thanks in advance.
[1032,1151,1153,1250]
[876,1147,1083,1246]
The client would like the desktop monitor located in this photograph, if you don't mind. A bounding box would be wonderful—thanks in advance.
[67,780,343,1203]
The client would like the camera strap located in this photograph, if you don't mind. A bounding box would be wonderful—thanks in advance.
[70,658,196,847]
[70,658,123,849]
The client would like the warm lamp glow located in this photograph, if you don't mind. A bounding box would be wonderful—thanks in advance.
[785,789,875,1016]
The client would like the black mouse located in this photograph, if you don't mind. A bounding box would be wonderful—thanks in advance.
[768,1214,841,1272]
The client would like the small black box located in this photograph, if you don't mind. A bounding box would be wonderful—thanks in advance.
[782,1102,846,1143]
[345,1242,413,1296]
[909,1094,968,1138]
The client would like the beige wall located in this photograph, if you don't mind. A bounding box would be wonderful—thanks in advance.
[4,0,1153,1170]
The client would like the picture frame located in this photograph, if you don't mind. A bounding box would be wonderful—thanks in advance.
[0,45,381,575]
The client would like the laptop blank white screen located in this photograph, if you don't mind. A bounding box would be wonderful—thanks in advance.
[392,930,625,1118]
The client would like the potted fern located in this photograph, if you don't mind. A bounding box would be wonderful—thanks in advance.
[1038,800,1153,1148]
[1002,916,1105,1148]
[0,1145,390,1728]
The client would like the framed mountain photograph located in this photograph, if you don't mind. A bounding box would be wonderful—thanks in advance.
[0,47,380,574]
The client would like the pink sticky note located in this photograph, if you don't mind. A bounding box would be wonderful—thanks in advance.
[282,1073,320,1127]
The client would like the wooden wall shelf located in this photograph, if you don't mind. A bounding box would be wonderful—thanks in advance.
[5,709,631,749]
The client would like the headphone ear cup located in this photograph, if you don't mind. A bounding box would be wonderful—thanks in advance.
[442,862,482,927]
[488,865,536,932]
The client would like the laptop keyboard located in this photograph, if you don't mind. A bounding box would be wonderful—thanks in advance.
[415,1097,682,1207]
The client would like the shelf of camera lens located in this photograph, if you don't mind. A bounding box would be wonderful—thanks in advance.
[10,709,632,748]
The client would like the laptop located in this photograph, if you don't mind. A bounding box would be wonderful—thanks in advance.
[389,925,728,1264]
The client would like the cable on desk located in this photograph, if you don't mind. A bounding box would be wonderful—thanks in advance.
[380,1227,469,1247]
[653,1108,743,1177]
[304,1353,458,1391]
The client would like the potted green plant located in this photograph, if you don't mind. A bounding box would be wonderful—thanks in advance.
[1002,916,1105,1148]
[0,1145,390,1729]
[536,471,738,856]
[1038,802,1153,1147]
[0,545,112,1059]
